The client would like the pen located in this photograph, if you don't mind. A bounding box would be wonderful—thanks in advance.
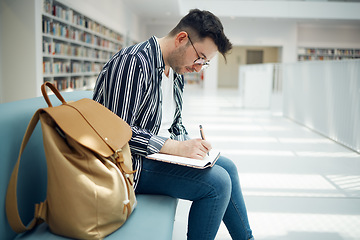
[199,125,209,156]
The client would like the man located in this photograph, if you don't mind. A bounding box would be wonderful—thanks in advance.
[93,9,254,240]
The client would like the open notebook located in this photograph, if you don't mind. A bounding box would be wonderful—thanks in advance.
[146,150,221,169]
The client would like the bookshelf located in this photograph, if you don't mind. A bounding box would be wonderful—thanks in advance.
[298,47,360,61]
[42,0,124,91]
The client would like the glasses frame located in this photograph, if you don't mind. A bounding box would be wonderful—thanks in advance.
[187,35,210,68]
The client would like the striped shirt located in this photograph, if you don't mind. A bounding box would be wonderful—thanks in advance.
[93,36,189,189]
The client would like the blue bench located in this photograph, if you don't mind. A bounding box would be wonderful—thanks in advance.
[0,91,178,240]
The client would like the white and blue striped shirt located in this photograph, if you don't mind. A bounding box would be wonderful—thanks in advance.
[93,36,189,188]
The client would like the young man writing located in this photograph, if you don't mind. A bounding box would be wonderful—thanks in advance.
[93,9,254,240]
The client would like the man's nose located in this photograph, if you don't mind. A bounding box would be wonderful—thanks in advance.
[193,64,202,72]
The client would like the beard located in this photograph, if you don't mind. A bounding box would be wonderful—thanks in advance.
[167,45,189,75]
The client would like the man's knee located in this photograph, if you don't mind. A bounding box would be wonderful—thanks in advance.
[217,156,240,181]
[207,166,232,200]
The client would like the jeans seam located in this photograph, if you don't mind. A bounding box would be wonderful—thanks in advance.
[230,196,250,240]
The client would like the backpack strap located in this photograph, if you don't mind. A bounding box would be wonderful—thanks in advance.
[41,81,66,107]
[6,110,47,233]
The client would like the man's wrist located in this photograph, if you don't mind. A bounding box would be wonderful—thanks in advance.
[160,139,180,155]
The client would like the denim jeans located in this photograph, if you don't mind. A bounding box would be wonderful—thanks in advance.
[135,155,254,240]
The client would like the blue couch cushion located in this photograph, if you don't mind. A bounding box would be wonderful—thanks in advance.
[1,91,177,240]
[14,195,177,240]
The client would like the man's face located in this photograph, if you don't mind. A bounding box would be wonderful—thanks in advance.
[168,36,218,75]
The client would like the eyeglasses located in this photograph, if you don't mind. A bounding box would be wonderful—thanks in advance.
[188,35,210,69]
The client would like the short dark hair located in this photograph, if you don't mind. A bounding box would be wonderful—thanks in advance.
[169,9,232,61]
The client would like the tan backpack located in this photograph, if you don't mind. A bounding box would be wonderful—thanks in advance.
[6,82,137,239]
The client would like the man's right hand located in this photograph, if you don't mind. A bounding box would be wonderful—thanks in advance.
[159,138,212,160]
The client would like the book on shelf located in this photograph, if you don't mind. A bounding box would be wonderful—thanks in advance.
[147,150,221,169]
[70,77,85,89]
[43,61,52,74]
[54,79,68,91]
[42,40,53,54]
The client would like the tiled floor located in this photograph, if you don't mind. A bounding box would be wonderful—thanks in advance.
[172,87,360,240]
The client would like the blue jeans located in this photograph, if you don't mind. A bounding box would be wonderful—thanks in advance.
[135,155,254,240]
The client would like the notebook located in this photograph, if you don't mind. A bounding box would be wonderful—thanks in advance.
[146,150,221,169]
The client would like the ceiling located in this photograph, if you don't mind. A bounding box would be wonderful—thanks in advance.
[122,0,180,23]
[121,0,360,25]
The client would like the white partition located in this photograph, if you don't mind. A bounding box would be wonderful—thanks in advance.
[239,63,274,108]
[283,59,360,153]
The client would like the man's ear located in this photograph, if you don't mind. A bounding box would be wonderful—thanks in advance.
[175,31,188,47]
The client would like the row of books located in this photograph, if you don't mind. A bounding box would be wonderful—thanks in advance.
[43,19,68,38]
[336,49,360,55]
[53,79,68,91]
[43,40,115,60]
[52,3,71,22]
[47,77,96,91]
[43,61,70,74]
[298,48,335,55]
[43,0,123,42]
[298,48,360,56]
[51,78,84,91]
[43,19,121,50]
[71,62,83,73]
[69,77,88,90]
[298,55,360,61]
[71,62,103,73]
[84,63,103,73]
[82,32,115,48]
[83,48,114,60]
[43,61,103,74]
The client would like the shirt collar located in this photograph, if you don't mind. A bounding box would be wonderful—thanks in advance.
[151,36,165,72]
[151,36,182,81]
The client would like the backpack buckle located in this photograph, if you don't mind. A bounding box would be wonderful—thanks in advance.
[110,149,122,162]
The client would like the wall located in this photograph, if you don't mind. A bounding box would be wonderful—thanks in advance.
[298,23,360,48]
[1,0,39,103]
[218,46,279,88]
[143,21,179,41]
[203,54,219,92]
[221,18,298,63]
[0,3,3,104]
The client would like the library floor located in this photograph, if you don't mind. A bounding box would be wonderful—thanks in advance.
[171,87,360,240]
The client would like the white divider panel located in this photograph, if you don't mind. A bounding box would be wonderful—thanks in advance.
[239,63,274,108]
[282,59,360,153]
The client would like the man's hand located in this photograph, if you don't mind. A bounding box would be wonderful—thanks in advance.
[160,138,212,159]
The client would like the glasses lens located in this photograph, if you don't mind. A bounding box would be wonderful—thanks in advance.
[201,64,210,70]
[194,58,208,65]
